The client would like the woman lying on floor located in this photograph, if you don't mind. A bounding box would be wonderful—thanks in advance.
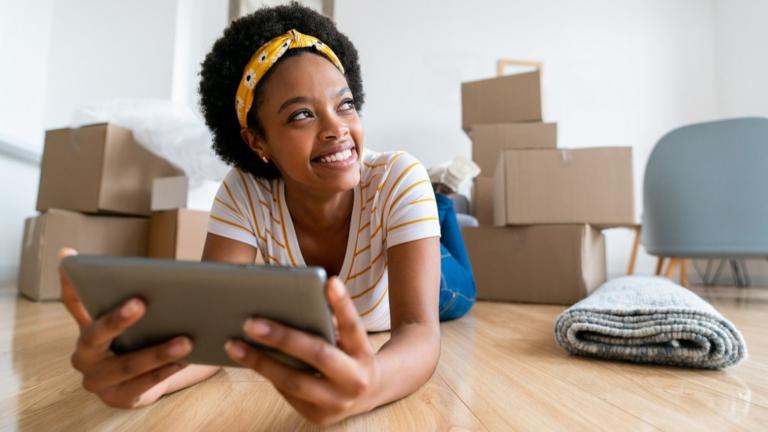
[59,3,476,425]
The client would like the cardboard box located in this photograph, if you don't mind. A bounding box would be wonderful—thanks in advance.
[18,209,148,301]
[494,147,635,227]
[471,177,494,226]
[151,176,220,212]
[36,123,181,216]
[148,209,210,261]
[461,71,542,131]
[470,122,557,176]
[463,225,606,304]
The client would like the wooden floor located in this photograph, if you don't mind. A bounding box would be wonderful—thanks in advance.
[1,283,766,431]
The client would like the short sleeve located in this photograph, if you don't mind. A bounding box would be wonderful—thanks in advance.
[207,168,260,248]
[382,153,441,248]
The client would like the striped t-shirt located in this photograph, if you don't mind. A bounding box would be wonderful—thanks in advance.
[207,149,441,331]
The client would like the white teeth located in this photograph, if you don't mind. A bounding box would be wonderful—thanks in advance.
[319,149,352,164]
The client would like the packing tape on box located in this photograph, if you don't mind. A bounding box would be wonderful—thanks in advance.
[66,128,80,151]
[559,149,572,164]
[23,217,37,250]
[24,217,45,274]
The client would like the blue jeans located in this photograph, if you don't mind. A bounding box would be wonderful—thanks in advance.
[436,193,476,321]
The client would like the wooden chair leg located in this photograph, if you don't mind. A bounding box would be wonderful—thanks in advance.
[626,225,641,275]
[664,258,679,278]
[680,259,689,287]
[655,257,666,275]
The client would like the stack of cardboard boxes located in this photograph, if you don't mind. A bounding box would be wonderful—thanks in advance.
[461,67,635,305]
[18,123,211,301]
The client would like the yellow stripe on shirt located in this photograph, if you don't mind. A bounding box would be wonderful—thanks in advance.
[352,266,386,300]
[347,248,385,281]
[363,161,387,168]
[387,179,430,216]
[265,228,287,249]
[380,162,419,211]
[222,181,244,216]
[345,182,366,280]
[387,216,439,233]
[210,214,256,237]
[360,174,382,189]
[237,170,266,242]
[275,181,297,266]
[354,243,371,257]
[214,197,240,216]
[359,287,388,317]
[408,197,436,206]
[373,153,405,194]
[369,223,383,239]
[345,151,403,280]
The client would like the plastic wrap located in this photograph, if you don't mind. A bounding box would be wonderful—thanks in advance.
[70,99,230,187]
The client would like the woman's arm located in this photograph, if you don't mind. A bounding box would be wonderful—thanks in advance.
[162,363,221,394]
[161,233,260,395]
[366,236,441,408]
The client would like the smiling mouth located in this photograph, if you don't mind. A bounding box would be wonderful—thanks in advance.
[313,147,357,165]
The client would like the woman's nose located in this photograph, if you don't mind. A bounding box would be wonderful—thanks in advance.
[321,113,349,141]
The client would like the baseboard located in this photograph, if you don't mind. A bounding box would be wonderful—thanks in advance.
[0,265,18,286]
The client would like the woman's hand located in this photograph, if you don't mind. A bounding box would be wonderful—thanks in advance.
[59,248,193,408]
[225,277,379,425]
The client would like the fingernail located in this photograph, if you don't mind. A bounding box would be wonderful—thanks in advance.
[168,338,191,356]
[121,299,140,318]
[226,341,246,359]
[333,278,345,298]
[245,319,270,336]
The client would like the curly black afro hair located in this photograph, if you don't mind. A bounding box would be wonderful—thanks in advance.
[199,2,364,179]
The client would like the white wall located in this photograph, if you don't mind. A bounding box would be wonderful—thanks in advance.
[0,159,39,283]
[0,0,54,283]
[714,0,768,118]
[0,0,55,151]
[171,0,228,111]
[335,0,719,278]
[44,0,178,129]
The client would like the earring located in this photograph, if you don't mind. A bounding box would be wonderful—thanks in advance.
[261,155,269,164]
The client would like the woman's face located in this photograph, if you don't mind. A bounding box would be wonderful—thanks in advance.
[251,52,364,195]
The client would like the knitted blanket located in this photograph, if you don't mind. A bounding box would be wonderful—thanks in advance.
[554,276,747,369]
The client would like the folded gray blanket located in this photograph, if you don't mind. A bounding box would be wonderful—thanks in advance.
[554,276,747,369]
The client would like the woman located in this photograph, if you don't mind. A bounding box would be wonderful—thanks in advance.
[60,3,475,425]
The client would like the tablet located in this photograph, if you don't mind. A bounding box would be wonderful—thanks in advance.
[61,255,335,369]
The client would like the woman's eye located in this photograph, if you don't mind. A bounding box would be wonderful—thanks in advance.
[339,99,355,111]
[289,110,312,122]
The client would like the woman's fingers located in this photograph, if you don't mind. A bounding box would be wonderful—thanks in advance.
[58,248,91,329]
[238,319,365,388]
[326,277,372,357]
[83,336,192,392]
[225,341,342,407]
[72,298,146,368]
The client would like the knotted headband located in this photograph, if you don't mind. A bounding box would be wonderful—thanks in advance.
[235,29,345,132]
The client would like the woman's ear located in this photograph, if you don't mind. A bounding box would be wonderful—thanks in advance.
[241,128,270,162]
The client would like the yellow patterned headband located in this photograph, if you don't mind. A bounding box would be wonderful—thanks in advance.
[235,29,345,131]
